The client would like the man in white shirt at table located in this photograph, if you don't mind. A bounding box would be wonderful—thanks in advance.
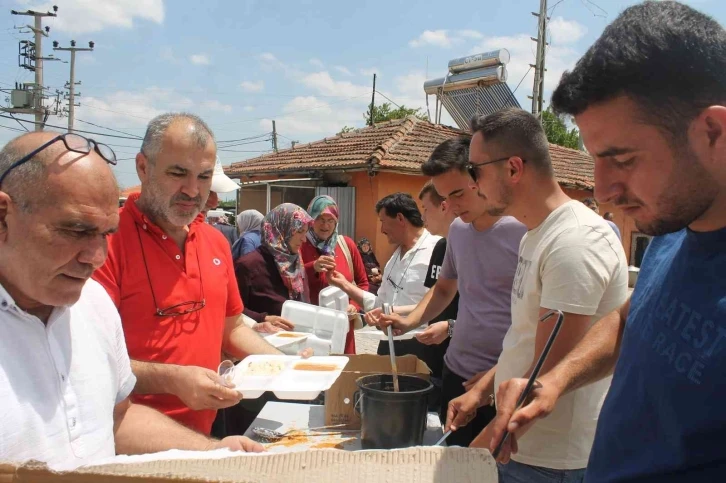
[0,132,262,469]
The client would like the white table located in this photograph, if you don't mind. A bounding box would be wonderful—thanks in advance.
[243,402,444,452]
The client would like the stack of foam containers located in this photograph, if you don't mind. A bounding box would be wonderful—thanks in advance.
[281,294,349,355]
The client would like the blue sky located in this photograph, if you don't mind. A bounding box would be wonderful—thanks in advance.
[0,0,722,191]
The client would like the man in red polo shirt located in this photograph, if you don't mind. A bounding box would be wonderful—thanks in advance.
[94,112,281,436]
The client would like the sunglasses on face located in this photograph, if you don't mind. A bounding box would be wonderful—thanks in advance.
[0,133,117,188]
[466,156,526,182]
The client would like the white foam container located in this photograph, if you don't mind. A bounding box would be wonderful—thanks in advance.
[318,286,349,312]
[263,332,310,355]
[281,300,349,355]
[230,355,349,400]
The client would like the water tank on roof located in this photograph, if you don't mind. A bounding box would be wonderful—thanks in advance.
[448,49,510,73]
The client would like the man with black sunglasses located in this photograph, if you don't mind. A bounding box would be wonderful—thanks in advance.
[0,132,263,468]
[452,108,628,482]
[93,112,282,438]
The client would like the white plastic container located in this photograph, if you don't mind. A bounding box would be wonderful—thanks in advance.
[229,355,349,400]
[318,286,349,312]
[355,326,425,341]
[281,300,349,355]
[264,332,310,355]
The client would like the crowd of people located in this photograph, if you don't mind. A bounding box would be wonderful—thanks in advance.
[0,2,724,482]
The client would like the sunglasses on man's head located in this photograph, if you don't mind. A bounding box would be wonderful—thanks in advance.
[466,155,526,182]
[0,133,117,188]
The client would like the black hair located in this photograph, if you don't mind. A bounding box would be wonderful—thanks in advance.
[418,180,444,206]
[375,192,424,227]
[583,197,598,208]
[552,1,726,143]
[470,108,553,176]
[421,135,472,176]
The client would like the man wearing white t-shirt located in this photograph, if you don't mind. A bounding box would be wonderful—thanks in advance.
[0,132,262,469]
[447,108,628,482]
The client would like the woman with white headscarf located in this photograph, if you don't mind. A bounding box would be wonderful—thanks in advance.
[231,209,264,260]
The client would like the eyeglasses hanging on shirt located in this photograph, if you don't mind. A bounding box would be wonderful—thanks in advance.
[135,223,206,317]
[386,232,428,306]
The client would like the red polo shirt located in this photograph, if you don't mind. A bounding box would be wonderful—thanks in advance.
[93,193,243,434]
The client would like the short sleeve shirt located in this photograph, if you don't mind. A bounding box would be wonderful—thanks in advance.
[93,193,243,435]
[0,279,135,470]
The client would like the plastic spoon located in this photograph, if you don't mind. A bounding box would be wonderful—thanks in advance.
[491,310,565,459]
[434,430,452,446]
[382,303,400,392]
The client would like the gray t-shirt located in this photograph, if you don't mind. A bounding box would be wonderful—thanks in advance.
[442,216,526,380]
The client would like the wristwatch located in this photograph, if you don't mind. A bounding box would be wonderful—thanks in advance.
[447,319,456,338]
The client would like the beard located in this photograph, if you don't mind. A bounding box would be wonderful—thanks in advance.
[485,182,513,217]
[142,175,204,227]
[627,145,718,236]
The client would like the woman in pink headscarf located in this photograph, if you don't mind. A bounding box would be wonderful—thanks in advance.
[300,195,368,354]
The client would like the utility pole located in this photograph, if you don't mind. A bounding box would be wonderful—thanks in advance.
[530,0,548,118]
[53,40,94,132]
[11,7,58,131]
[271,120,278,153]
[368,73,377,126]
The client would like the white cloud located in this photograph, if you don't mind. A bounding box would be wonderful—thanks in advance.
[335,66,353,76]
[393,71,428,104]
[77,87,195,129]
[240,80,265,92]
[260,95,364,138]
[201,100,232,113]
[189,54,211,65]
[17,0,164,34]
[310,58,325,68]
[409,30,453,48]
[360,67,379,77]
[459,29,484,40]
[243,106,255,112]
[548,17,588,44]
[301,71,370,98]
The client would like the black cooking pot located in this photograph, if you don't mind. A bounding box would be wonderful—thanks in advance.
[355,374,433,450]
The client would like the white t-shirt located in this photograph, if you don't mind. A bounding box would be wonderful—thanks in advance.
[361,229,441,312]
[0,279,136,470]
[495,200,628,470]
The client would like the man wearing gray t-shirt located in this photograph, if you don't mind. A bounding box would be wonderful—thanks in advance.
[376,136,526,447]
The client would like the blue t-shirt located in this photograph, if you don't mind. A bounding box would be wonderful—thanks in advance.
[586,227,726,482]
[231,230,261,261]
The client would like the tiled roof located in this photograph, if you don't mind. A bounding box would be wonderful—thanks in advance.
[224,116,595,190]
[120,184,141,198]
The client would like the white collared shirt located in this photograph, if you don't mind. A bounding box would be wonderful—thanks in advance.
[0,279,136,470]
[361,229,441,311]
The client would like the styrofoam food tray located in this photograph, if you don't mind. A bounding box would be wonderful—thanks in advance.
[230,355,349,400]
[264,332,310,349]
[355,326,425,341]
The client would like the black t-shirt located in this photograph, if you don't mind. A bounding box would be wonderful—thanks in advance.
[424,238,459,322]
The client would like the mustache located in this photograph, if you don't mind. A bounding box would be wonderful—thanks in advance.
[171,193,203,205]
[612,195,644,207]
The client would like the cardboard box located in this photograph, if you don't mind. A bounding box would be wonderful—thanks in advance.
[324,354,431,429]
[0,447,497,483]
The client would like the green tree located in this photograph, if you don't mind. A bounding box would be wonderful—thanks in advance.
[365,102,428,124]
[541,107,580,150]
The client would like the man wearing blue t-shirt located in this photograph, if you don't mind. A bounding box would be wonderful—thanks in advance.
[489,2,726,482]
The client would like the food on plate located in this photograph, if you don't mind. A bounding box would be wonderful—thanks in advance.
[276,333,305,338]
[293,362,338,372]
[244,360,286,376]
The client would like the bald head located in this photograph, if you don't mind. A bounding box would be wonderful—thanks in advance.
[0,132,118,212]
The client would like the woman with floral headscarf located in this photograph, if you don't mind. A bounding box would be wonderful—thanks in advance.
[235,203,313,332]
[301,195,368,354]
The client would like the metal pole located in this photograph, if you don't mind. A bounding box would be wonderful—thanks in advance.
[33,15,43,131]
[531,0,547,117]
[272,120,278,153]
[369,73,376,126]
[68,49,76,132]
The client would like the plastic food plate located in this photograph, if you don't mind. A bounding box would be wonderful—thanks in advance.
[355,326,425,341]
[229,355,349,400]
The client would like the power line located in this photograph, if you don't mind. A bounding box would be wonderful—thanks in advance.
[374,90,403,109]
[0,114,146,139]
[75,118,143,139]
[512,66,534,95]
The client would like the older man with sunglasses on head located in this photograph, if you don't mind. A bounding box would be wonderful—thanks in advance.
[93,112,283,438]
[0,131,262,469]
